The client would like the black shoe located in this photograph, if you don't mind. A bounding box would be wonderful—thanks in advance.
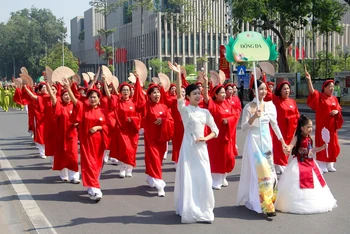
[266,212,276,217]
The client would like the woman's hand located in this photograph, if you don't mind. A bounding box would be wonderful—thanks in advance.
[195,137,206,143]
[127,117,131,122]
[89,126,102,133]
[154,118,162,125]
[253,109,261,119]
[330,110,339,116]
[222,118,228,124]
[304,65,311,81]
[168,61,181,73]
[62,78,70,88]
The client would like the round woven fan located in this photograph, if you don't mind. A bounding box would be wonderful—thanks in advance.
[102,65,113,85]
[72,74,81,84]
[111,76,119,91]
[87,72,95,81]
[19,73,33,87]
[128,73,137,84]
[20,67,29,75]
[82,73,90,83]
[134,60,147,85]
[152,77,160,84]
[14,78,22,89]
[259,62,275,76]
[210,71,220,87]
[52,66,75,85]
[218,70,226,85]
[46,66,53,84]
[158,73,170,92]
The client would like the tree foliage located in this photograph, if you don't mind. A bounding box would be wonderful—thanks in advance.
[228,0,348,73]
[0,7,66,78]
[149,58,170,74]
[39,43,79,73]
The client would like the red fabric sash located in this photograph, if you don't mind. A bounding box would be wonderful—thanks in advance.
[296,157,326,189]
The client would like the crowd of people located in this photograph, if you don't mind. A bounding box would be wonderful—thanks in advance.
[7,61,343,223]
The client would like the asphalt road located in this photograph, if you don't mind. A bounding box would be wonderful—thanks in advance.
[0,109,349,234]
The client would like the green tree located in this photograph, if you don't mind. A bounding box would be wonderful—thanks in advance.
[183,64,196,75]
[0,7,66,78]
[149,58,170,74]
[39,43,79,73]
[228,0,347,73]
[312,0,347,78]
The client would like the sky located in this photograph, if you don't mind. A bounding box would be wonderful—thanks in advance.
[1,0,91,42]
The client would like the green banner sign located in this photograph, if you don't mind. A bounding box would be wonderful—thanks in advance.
[225,31,278,63]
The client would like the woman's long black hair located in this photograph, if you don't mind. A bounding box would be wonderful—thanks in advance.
[292,114,313,155]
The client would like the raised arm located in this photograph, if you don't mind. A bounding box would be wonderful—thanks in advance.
[23,85,38,101]
[202,72,209,104]
[46,82,57,106]
[168,61,182,100]
[102,74,111,99]
[63,78,78,105]
[305,65,314,94]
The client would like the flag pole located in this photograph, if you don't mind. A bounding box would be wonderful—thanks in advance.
[253,61,263,149]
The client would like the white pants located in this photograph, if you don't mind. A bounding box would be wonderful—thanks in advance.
[103,150,110,163]
[146,175,166,191]
[87,187,102,196]
[212,173,226,188]
[60,168,79,181]
[35,143,45,157]
[163,142,169,159]
[119,162,133,173]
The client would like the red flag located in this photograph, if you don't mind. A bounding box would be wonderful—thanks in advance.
[123,48,127,63]
[296,46,300,61]
[219,45,230,79]
[95,37,104,56]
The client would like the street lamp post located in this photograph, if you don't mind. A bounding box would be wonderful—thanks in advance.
[149,67,152,82]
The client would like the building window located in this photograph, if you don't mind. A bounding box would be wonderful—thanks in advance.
[162,35,165,54]
[123,1,132,24]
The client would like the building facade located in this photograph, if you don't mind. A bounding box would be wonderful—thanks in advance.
[70,0,350,82]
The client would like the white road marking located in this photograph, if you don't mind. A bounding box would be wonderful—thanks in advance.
[0,149,57,234]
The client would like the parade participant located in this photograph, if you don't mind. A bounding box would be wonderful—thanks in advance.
[265,81,299,174]
[238,80,244,109]
[46,82,80,183]
[23,83,49,158]
[64,78,108,201]
[237,79,287,217]
[203,79,239,190]
[275,115,337,214]
[267,82,275,92]
[170,62,219,224]
[225,83,242,158]
[225,83,242,114]
[334,81,341,103]
[160,79,188,166]
[305,70,343,172]
[106,80,140,178]
[1,85,11,112]
[133,72,174,197]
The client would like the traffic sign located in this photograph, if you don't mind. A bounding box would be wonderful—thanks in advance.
[237,66,246,76]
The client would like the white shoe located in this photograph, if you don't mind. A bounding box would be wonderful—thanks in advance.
[110,158,119,165]
[139,128,144,135]
[158,188,165,197]
[71,179,80,184]
[327,163,337,172]
[275,165,285,174]
[126,171,132,177]
[119,169,126,178]
[103,155,109,163]
[90,193,102,201]
[222,178,228,187]
[212,185,221,190]
[41,155,47,159]
[317,161,328,173]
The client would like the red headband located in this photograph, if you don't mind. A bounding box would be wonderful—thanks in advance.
[277,81,290,91]
[211,84,224,98]
[147,83,160,95]
[322,80,334,92]
[267,82,275,87]
[224,83,236,90]
[195,82,203,86]
[86,88,102,98]
[170,84,176,88]
[118,82,132,93]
